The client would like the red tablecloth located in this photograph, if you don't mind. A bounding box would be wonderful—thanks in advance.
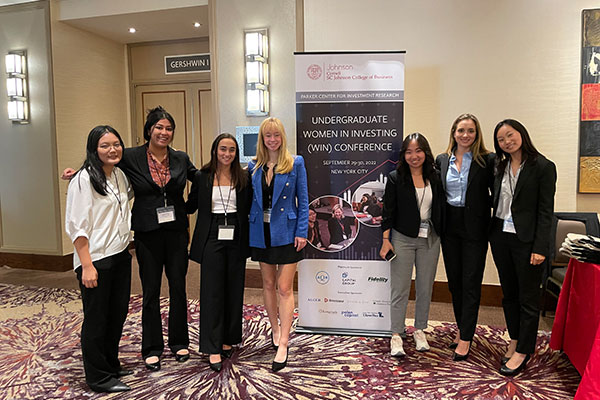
[550,259,600,400]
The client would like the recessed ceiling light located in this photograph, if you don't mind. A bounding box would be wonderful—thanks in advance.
[128,27,136,33]
[194,22,201,28]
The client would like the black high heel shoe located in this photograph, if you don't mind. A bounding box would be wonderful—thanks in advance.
[448,342,458,350]
[144,357,161,371]
[499,354,530,376]
[221,347,234,359]
[175,350,190,363]
[501,356,510,365]
[272,347,289,372]
[271,332,279,350]
[209,355,223,372]
[452,341,471,361]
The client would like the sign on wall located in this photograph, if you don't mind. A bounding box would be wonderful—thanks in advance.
[164,53,210,74]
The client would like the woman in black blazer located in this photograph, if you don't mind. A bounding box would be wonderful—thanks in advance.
[435,114,494,361]
[186,133,251,372]
[327,203,354,245]
[379,133,444,357]
[490,119,556,376]
[118,107,196,370]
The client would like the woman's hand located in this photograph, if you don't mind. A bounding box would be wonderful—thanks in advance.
[295,237,307,252]
[530,253,546,265]
[81,264,98,288]
[379,239,394,260]
[62,168,76,180]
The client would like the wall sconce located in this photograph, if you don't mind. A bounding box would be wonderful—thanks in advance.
[245,29,269,116]
[5,50,28,123]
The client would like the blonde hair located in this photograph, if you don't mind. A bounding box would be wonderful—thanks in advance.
[253,117,294,174]
[445,113,489,167]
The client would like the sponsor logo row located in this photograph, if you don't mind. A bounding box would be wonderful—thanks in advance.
[317,309,385,318]
[315,271,388,286]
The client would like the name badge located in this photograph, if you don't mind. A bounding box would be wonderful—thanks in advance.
[503,217,517,233]
[218,225,235,241]
[157,206,176,224]
[118,221,130,236]
[418,222,429,238]
[263,208,272,223]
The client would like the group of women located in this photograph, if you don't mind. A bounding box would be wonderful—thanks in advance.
[65,110,307,392]
[379,114,556,376]
[65,107,555,392]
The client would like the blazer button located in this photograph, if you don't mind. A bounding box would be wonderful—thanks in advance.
[280,208,284,212]
[286,183,289,186]
[283,195,287,199]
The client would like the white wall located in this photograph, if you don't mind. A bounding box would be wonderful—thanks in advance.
[302,0,599,284]
[212,0,297,150]
[0,2,61,254]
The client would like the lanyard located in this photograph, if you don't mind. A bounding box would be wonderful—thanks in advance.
[416,184,428,215]
[105,170,124,220]
[507,160,522,197]
[216,173,233,225]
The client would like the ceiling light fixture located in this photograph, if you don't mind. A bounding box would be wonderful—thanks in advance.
[128,27,136,33]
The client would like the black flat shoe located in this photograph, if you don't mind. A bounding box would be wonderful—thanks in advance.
[448,342,458,349]
[452,342,471,361]
[144,358,161,371]
[115,369,133,377]
[221,347,234,359]
[175,352,190,363]
[271,331,279,350]
[499,354,530,376]
[272,348,289,372]
[501,356,510,365]
[90,378,131,393]
[209,360,222,372]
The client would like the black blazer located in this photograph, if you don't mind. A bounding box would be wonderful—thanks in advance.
[119,144,196,232]
[327,217,353,244]
[186,170,252,262]
[436,152,495,239]
[492,154,557,256]
[381,169,444,237]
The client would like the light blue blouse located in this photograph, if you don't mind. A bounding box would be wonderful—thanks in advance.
[445,152,472,207]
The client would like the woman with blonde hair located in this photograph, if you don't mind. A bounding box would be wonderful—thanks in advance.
[435,113,495,360]
[248,117,309,372]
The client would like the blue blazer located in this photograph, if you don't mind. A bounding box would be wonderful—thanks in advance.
[248,155,309,248]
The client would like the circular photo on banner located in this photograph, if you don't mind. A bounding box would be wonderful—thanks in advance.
[352,181,385,227]
[308,196,359,252]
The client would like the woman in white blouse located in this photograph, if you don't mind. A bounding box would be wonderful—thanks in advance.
[65,126,133,393]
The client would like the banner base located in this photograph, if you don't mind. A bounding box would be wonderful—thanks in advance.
[295,326,392,338]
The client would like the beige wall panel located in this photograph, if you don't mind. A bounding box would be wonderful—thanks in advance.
[50,0,129,254]
[129,39,210,84]
[0,3,61,254]
[199,89,213,164]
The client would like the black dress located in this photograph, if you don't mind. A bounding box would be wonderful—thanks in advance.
[250,165,304,264]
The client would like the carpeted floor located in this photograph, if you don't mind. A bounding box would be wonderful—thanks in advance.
[0,283,579,400]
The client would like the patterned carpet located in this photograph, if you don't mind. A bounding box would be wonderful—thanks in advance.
[0,283,580,400]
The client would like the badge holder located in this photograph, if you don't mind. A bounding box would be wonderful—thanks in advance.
[263,208,272,223]
[418,221,429,238]
[503,216,517,233]
[157,194,175,224]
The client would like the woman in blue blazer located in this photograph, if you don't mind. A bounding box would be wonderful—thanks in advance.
[490,119,556,376]
[248,117,309,372]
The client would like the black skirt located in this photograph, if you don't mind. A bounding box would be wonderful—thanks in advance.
[250,222,304,264]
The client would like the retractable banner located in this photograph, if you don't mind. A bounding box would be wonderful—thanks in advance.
[295,52,405,335]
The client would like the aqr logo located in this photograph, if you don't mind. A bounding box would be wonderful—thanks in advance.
[316,271,329,285]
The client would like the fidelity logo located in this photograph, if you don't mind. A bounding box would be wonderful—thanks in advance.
[341,310,359,318]
[363,311,385,318]
[368,277,388,283]
[307,64,322,80]
[319,309,338,315]
[341,272,356,285]
[316,271,330,285]
[324,297,344,303]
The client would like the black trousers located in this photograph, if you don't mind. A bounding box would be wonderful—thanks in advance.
[441,205,488,341]
[76,248,131,387]
[135,228,189,358]
[489,218,544,354]
[200,214,246,354]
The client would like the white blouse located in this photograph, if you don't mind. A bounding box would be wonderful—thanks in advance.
[415,184,433,221]
[211,185,237,214]
[65,167,132,270]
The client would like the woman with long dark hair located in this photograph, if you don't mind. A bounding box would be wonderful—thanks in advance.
[379,133,444,357]
[66,126,132,393]
[435,114,495,360]
[186,133,251,372]
[490,119,556,376]
[248,117,309,372]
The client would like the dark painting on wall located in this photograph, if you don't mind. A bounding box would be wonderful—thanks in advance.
[580,10,600,192]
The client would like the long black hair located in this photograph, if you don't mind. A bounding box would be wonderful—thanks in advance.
[143,106,176,141]
[201,133,247,189]
[493,119,540,173]
[77,125,125,196]
[396,132,438,184]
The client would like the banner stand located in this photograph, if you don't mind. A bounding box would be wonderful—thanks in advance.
[295,326,392,338]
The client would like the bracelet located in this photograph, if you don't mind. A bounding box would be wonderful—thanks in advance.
[383,237,389,240]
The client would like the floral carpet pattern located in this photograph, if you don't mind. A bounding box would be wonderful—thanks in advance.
[0,283,580,400]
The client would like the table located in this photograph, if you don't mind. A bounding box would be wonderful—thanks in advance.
[550,259,600,400]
